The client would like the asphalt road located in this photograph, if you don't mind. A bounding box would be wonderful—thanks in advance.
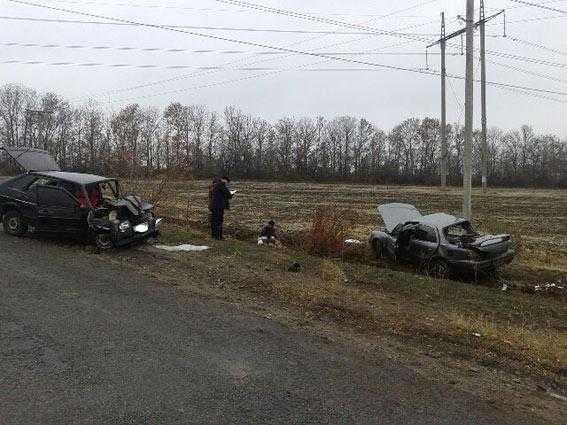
[0,232,542,425]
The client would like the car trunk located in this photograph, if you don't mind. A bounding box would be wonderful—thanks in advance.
[466,234,512,256]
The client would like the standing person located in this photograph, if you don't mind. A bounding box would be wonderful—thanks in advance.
[208,176,234,240]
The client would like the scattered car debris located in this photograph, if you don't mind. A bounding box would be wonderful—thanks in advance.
[369,203,515,277]
[154,244,209,252]
[534,283,564,292]
[0,147,161,250]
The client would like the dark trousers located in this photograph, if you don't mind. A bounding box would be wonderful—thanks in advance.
[210,208,225,239]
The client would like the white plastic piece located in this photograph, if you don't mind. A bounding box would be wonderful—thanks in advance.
[154,244,209,252]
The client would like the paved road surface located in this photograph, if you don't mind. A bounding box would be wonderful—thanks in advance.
[0,232,541,424]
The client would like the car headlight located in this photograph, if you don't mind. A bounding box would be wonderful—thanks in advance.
[119,221,131,232]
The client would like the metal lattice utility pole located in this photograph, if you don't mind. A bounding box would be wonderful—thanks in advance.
[440,12,447,188]
[463,0,474,220]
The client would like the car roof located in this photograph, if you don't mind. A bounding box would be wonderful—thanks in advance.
[419,213,467,229]
[32,171,115,185]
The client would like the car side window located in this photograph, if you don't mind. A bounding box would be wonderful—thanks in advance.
[36,186,78,208]
[414,225,437,243]
[28,177,58,191]
[8,174,36,191]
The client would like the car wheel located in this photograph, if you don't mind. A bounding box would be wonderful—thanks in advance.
[94,233,113,251]
[428,259,450,279]
[3,210,27,236]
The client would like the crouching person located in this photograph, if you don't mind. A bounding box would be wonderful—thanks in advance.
[258,220,281,247]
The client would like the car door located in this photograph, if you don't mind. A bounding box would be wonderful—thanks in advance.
[408,224,439,264]
[34,185,85,233]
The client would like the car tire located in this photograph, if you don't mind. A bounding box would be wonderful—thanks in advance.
[428,259,450,279]
[3,210,27,236]
[94,233,113,251]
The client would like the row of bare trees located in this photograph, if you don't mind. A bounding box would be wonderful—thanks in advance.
[1,84,565,187]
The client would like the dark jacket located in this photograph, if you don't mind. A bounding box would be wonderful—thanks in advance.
[260,223,275,239]
[209,179,233,211]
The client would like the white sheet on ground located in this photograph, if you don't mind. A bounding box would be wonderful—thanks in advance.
[154,244,209,252]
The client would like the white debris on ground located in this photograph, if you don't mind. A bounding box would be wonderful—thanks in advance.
[534,283,564,292]
[344,239,364,245]
[154,244,210,252]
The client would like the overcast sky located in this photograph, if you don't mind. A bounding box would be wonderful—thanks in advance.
[0,0,565,136]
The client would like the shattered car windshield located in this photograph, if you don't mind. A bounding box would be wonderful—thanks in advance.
[444,222,478,243]
[98,180,119,200]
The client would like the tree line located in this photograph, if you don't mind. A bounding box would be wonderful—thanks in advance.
[0,83,565,188]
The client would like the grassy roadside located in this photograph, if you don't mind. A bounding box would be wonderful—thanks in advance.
[117,224,567,379]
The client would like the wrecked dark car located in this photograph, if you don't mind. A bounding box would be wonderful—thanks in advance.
[369,203,515,277]
[0,147,161,249]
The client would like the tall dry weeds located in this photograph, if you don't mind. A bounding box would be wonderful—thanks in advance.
[306,206,357,256]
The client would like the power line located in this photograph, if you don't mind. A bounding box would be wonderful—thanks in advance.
[487,58,567,84]
[8,0,567,100]
[104,59,567,106]
[209,0,434,43]
[6,1,441,90]
[8,0,438,102]
[0,15,437,36]
[64,1,433,102]
[0,57,453,71]
[43,0,440,18]
[504,36,567,57]
[509,0,567,14]
[0,40,461,57]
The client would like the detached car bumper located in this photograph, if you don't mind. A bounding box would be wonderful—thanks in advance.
[448,249,515,272]
[112,218,162,247]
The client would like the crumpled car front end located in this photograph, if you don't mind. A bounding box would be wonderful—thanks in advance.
[88,195,162,249]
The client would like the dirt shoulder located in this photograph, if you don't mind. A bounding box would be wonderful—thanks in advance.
[102,225,567,424]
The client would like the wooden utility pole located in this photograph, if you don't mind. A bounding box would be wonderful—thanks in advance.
[463,0,474,220]
[440,12,447,188]
[480,0,488,192]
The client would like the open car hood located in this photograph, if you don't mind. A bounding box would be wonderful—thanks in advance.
[1,147,61,172]
[378,203,422,232]
[106,195,153,216]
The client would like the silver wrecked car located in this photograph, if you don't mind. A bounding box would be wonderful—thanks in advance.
[369,203,515,277]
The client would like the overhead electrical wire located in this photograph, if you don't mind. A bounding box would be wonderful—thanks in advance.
[209,0,434,43]
[509,0,567,14]
[0,15,438,36]
[67,10,439,101]
[487,58,567,84]
[504,36,567,57]
[43,0,440,18]
[7,0,566,101]
[0,40,462,57]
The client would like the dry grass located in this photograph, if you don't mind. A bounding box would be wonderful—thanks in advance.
[122,224,566,377]
[150,179,567,287]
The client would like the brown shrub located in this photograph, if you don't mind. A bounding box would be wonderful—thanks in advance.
[306,206,357,256]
